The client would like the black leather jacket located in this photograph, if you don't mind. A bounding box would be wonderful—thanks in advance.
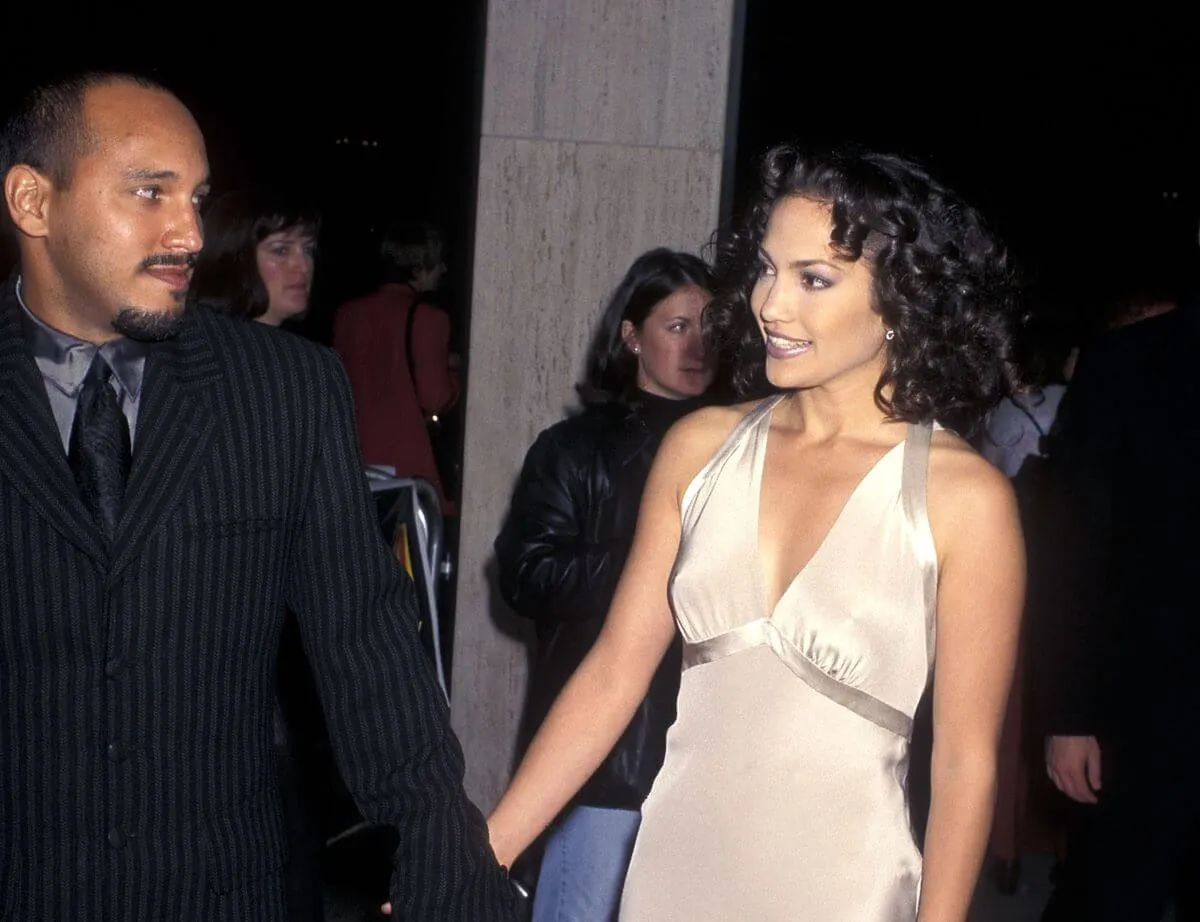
[494,392,707,810]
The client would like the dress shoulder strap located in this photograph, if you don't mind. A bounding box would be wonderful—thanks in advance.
[679,394,783,530]
[901,422,938,667]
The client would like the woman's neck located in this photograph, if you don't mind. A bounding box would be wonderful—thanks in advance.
[776,364,895,444]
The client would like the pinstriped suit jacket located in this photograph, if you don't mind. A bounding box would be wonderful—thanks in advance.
[0,278,518,921]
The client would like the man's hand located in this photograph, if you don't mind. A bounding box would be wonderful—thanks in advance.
[1046,734,1102,804]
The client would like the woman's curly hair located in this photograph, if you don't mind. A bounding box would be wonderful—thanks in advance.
[707,144,1029,435]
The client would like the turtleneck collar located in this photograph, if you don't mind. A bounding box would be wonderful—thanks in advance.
[633,388,710,433]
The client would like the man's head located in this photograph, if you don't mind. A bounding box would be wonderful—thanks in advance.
[1,72,210,343]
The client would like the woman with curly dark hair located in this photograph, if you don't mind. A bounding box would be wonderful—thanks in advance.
[485,145,1028,921]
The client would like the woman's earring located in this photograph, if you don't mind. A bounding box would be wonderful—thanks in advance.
[631,344,641,354]
[884,329,895,342]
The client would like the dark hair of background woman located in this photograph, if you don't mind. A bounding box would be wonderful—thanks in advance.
[578,247,716,408]
[708,144,1029,435]
[379,223,443,285]
[190,186,321,321]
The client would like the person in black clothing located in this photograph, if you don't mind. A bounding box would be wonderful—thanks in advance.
[0,71,518,921]
[1038,284,1200,922]
[494,248,718,922]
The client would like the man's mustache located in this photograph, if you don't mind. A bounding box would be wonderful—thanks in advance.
[140,253,197,271]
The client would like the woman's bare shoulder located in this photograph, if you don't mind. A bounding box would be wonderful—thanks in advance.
[928,428,1010,492]
[926,428,1020,553]
[656,398,773,497]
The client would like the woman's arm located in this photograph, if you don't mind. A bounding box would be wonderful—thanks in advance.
[918,440,1025,922]
[487,408,736,868]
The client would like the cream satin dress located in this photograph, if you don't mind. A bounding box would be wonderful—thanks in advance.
[619,395,938,921]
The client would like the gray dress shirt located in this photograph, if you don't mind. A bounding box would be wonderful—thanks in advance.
[16,277,149,452]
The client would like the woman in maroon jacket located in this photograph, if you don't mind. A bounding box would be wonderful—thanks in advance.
[332,225,460,511]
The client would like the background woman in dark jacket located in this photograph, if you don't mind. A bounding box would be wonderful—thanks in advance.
[494,248,719,921]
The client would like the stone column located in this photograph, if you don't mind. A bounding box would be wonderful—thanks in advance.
[451,0,739,809]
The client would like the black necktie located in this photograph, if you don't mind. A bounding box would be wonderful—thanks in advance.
[69,354,131,542]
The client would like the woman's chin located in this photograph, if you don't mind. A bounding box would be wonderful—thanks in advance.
[764,364,810,391]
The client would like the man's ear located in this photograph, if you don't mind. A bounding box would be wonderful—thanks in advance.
[3,164,53,239]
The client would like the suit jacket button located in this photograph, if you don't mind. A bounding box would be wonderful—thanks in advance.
[106,743,125,762]
[105,658,123,677]
[107,828,126,848]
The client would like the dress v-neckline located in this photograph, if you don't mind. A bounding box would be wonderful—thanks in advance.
[753,399,908,620]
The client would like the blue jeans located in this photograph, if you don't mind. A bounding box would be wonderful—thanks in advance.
[532,805,641,922]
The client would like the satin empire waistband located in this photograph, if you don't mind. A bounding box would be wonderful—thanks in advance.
[681,618,913,738]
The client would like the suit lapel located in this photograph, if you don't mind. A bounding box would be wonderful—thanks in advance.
[108,306,221,583]
[0,281,107,561]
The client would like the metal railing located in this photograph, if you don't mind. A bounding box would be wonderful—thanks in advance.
[365,469,450,702]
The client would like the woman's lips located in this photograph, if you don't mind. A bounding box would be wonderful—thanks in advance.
[764,332,812,359]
